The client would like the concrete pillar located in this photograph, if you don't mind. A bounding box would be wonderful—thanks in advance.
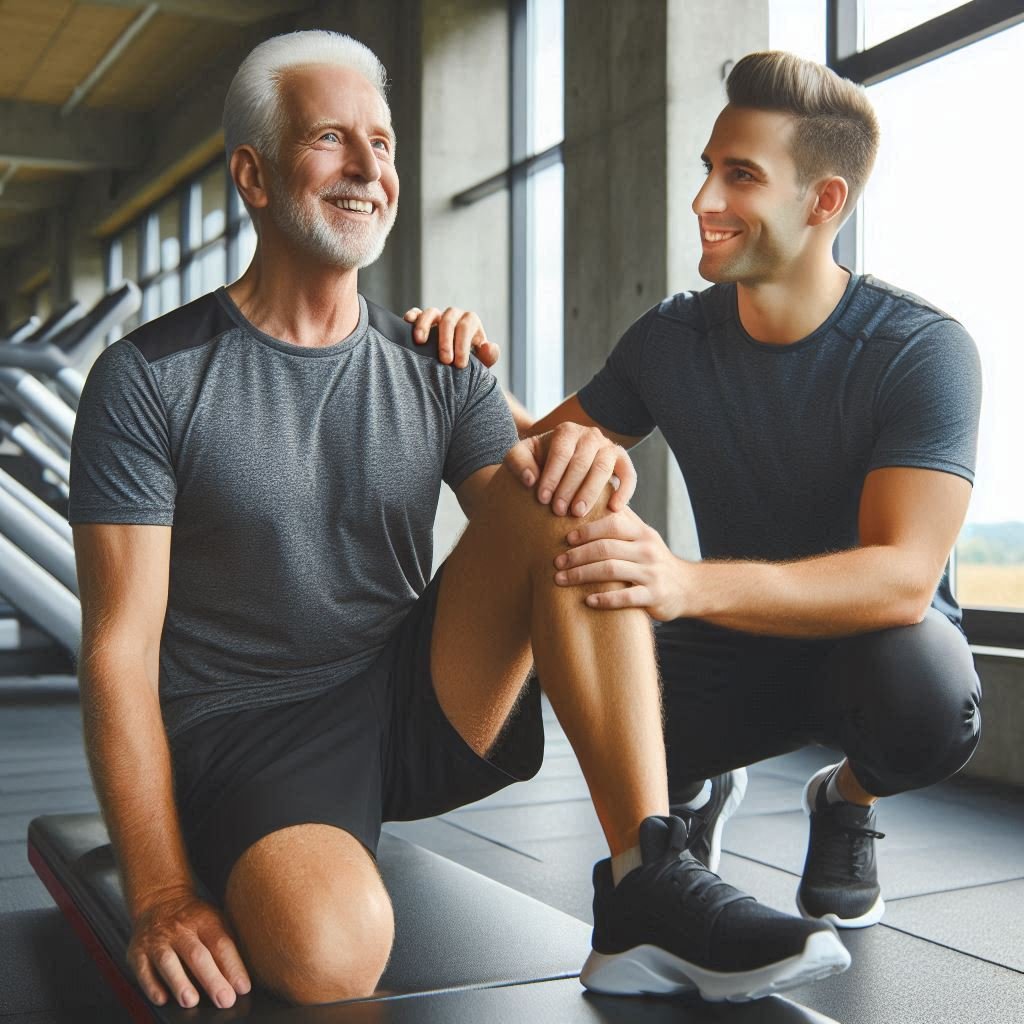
[564,0,768,549]
[420,0,511,564]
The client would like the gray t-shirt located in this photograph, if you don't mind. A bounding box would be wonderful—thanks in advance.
[578,273,982,627]
[69,289,518,740]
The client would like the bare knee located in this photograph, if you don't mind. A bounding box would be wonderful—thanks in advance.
[225,825,394,1006]
[483,464,617,573]
[268,900,393,1005]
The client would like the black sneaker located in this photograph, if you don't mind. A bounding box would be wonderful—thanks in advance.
[798,763,886,929]
[672,768,748,873]
[581,815,851,1001]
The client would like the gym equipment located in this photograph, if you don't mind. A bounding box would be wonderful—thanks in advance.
[2,316,41,344]
[29,813,593,1022]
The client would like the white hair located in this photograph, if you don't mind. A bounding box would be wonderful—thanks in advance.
[223,30,389,163]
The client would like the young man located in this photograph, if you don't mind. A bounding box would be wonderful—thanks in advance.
[409,51,983,931]
[68,34,848,1013]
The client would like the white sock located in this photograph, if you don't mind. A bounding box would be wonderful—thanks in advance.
[678,779,712,811]
[808,762,845,807]
[611,845,643,886]
[825,767,845,805]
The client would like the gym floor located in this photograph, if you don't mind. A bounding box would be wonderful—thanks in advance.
[2,674,1022,1023]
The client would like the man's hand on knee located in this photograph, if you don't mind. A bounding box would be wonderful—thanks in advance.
[505,423,636,517]
[554,506,691,620]
[127,888,251,1010]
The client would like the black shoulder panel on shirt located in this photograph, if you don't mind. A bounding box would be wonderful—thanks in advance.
[364,297,442,361]
[125,292,236,364]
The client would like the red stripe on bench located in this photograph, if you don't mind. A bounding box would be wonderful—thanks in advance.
[28,838,156,1023]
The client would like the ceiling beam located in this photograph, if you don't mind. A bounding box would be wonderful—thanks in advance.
[0,101,148,171]
[88,0,312,24]
[0,181,74,214]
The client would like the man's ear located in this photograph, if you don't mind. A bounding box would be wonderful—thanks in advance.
[230,145,271,211]
[808,175,849,227]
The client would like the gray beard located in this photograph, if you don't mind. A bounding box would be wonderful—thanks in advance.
[267,173,397,270]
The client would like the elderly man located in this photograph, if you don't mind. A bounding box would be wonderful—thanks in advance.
[70,31,847,1011]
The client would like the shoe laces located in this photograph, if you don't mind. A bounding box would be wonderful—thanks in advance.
[663,850,749,916]
[819,813,885,879]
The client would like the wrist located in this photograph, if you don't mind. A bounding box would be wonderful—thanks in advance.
[672,556,705,621]
[127,877,196,922]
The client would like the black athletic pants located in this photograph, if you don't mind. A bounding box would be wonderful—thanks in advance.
[657,607,982,801]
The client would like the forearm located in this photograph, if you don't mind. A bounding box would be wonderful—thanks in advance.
[79,651,195,920]
[687,545,934,638]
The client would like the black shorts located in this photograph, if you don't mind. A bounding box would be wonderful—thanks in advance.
[170,565,545,904]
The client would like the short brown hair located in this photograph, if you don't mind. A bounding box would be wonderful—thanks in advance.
[726,51,880,210]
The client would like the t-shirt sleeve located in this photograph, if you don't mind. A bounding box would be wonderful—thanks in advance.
[68,340,177,525]
[868,318,982,484]
[443,359,520,490]
[576,306,658,438]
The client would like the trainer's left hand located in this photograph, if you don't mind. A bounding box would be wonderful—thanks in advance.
[553,507,691,621]
[403,305,500,368]
[505,423,636,516]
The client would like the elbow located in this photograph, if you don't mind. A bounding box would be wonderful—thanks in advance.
[892,585,934,629]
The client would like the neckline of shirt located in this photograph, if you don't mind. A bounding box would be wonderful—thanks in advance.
[727,270,862,354]
[214,287,370,358]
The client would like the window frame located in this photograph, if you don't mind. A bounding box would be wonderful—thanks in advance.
[828,0,1024,647]
[450,0,564,408]
[103,159,253,326]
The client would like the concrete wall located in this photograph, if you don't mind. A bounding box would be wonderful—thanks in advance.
[964,652,1024,786]
[564,0,766,548]
[420,0,511,564]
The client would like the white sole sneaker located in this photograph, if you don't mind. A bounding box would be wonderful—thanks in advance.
[797,891,886,929]
[580,928,851,1002]
[800,761,885,929]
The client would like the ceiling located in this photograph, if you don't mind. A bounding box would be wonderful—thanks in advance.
[0,0,311,258]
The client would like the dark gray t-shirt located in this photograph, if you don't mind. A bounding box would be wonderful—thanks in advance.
[578,273,982,627]
[69,289,518,740]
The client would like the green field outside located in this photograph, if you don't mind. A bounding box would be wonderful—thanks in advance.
[955,563,1024,610]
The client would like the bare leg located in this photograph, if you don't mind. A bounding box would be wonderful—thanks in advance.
[432,466,667,856]
[836,760,878,806]
[224,824,394,1006]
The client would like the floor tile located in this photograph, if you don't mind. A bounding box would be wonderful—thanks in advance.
[885,877,1024,972]
[786,920,1024,1024]
[0,909,128,1017]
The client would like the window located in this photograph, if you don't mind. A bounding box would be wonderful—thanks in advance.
[829,0,1024,643]
[453,0,565,417]
[105,160,253,334]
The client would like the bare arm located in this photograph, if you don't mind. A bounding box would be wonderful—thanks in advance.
[75,523,250,1010]
[558,467,972,637]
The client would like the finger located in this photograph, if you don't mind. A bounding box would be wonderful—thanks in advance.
[180,938,238,1009]
[477,340,501,368]
[554,559,643,587]
[504,439,542,488]
[607,449,637,511]
[403,306,423,322]
[130,951,169,1006]
[152,947,201,1009]
[537,429,592,507]
[562,447,619,517]
[437,307,464,364]
[567,512,642,547]
[585,586,651,610]
[555,538,636,570]
[202,928,252,996]
[453,315,483,368]
[413,307,441,343]
[549,441,607,516]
